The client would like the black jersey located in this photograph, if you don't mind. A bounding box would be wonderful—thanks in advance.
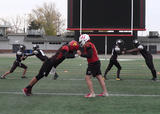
[27,49,48,61]
[137,44,151,59]
[110,45,121,60]
[16,50,26,62]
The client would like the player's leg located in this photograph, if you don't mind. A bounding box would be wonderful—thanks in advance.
[84,75,95,98]
[84,66,95,98]
[22,60,50,96]
[104,60,113,80]
[1,61,17,79]
[19,63,28,78]
[145,58,157,80]
[93,61,108,96]
[50,67,59,80]
[96,75,108,96]
[114,60,122,80]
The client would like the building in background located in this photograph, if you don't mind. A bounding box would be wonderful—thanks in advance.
[0,25,73,53]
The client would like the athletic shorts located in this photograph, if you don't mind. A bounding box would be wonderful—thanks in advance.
[10,61,27,73]
[86,60,102,77]
[36,59,55,80]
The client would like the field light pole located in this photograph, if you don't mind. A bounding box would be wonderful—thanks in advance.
[105,36,107,59]
[131,0,134,36]
[80,0,83,35]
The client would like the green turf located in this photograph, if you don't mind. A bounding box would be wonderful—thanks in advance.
[0,56,160,114]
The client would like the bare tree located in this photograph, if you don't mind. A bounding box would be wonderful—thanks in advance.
[0,15,28,33]
[28,2,65,36]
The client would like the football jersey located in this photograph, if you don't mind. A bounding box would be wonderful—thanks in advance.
[83,42,99,63]
[33,49,48,61]
[110,44,121,60]
[50,45,74,67]
[137,44,151,59]
[16,50,25,62]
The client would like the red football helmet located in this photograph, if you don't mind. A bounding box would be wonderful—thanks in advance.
[69,40,79,51]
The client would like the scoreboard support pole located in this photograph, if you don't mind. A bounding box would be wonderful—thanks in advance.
[105,36,107,58]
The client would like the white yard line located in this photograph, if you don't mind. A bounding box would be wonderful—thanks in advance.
[0,91,160,97]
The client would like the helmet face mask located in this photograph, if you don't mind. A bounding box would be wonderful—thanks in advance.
[33,44,39,50]
[20,45,25,51]
[133,40,140,47]
[79,34,90,47]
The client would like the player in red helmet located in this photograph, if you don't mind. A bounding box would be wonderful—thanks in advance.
[77,34,108,98]
[22,40,79,96]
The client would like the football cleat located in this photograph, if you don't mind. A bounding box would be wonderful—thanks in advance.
[22,88,31,96]
[0,76,6,79]
[21,76,27,79]
[98,92,109,97]
[151,77,157,81]
[116,78,121,81]
[103,76,107,80]
[53,73,59,80]
[84,93,96,98]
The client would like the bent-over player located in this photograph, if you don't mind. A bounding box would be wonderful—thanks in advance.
[126,39,157,81]
[22,40,79,96]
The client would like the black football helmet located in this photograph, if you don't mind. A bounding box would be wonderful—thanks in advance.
[19,45,26,51]
[116,39,124,47]
[33,44,39,50]
[133,39,140,47]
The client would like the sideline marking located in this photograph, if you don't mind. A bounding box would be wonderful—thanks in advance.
[0,91,160,97]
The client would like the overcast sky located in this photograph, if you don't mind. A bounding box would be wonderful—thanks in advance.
[0,0,159,35]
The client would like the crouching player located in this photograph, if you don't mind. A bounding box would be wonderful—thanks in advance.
[1,45,28,79]
[22,40,79,96]
[77,34,108,98]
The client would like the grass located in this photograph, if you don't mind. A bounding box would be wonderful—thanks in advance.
[0,56,160,114]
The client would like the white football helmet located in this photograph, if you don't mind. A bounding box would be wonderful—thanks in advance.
[79,34,90,46]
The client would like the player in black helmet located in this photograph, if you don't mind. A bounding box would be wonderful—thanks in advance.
[103,39,124,80]
[26,44,59,80]
[22,40,79,96]
[0,45,28,79]
[126,39,157,81]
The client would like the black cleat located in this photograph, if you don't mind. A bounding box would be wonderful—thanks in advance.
[0,76,6,79]
[103,76,107,80]
[53,73,59,80]
[21,76,27,79]
[151,77,157,81]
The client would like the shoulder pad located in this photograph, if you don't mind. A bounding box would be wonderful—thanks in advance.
[84,42,92,48]
[138,45,144,50]
[62,45,69,52]
[17,51,22,55]
[115,46,120,51]
[33,50,38,54]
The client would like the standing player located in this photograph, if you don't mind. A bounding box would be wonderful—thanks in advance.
[22,40,79,96]
[26,44,59,80]
[0,45,28,79]
[77,34,108,98]
[104,39,124,80]
[126,39,157,81]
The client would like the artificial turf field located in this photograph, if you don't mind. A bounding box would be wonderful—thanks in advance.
[0,55,160,114]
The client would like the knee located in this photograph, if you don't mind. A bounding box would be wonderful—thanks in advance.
[118,66,122,70]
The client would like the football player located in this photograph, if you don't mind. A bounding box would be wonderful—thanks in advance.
[22,40,79,96]
[0,45,28,79]
[77,34,108,98]
[126,39,157,81]
[104,39,124,80]
[26,44,59,80]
